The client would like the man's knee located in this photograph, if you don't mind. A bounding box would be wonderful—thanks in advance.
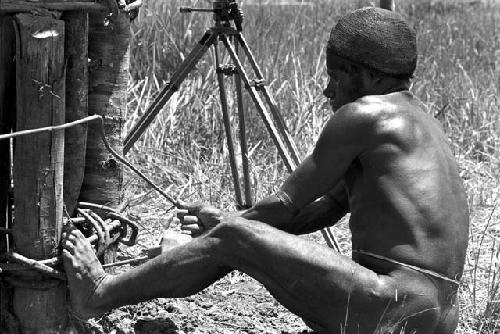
[204,217,277,260]
[207,217,266,242]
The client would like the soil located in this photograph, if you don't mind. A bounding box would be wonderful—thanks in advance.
[80,273,314,334]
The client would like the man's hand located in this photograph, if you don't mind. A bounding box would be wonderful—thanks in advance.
[177,201,223,237]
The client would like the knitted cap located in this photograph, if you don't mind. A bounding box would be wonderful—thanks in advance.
[327,7,417,77]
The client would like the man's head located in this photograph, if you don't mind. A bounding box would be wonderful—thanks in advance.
[324,7,417,111]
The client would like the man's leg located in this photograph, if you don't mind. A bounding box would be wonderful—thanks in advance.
[63,225,231,319]
[63,218,439,333]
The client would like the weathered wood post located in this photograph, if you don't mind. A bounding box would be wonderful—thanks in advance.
[80,10,129,266]
[80,9,130,224]
[80,12,128,209]
[0,14,16,331]
[11,13,67,332]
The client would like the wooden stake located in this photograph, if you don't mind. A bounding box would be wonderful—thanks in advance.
[0,14,16,331]
[63,11,89,216]
[12,13,67,332]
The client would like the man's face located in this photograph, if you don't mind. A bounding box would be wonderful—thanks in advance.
[323,54,364,112]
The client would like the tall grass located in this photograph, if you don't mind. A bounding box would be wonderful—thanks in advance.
[124,0,500,332]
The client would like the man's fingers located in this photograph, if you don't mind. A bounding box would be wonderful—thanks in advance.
[181,223,201,233]
[181,216,198,226]
[177,209,189,220]
[176,201,206,216]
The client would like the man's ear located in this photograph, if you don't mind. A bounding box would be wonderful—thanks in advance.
[360,68,380,90]
[368,69,383,83]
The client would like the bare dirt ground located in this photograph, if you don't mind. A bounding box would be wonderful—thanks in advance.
[83,274,313,334]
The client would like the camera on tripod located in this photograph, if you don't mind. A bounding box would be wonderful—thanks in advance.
[180,0,244,31]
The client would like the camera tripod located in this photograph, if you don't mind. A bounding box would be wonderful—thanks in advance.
[123,0,339,250]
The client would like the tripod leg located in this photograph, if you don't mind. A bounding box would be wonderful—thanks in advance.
[227,35,341,252]
[219,34,296,172]
[214,38,243,208]
[233,38,252,207]
[124,30,218,154]
[235,34,301,165]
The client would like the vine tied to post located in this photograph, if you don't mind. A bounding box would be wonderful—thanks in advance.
[0,114,180,209]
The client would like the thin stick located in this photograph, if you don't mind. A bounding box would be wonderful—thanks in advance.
[0,114,178,207]
[0,114,101,141]
[6,251,66,280]
[97,117,179,207]
[102,255,149,268]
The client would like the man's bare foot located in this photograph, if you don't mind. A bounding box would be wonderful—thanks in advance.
[62,227,109,320]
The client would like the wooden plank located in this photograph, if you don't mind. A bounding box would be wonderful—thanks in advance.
[0,0,105,13]
[63,11,88,216]
[0,14,16,332]
[12,13,67,332]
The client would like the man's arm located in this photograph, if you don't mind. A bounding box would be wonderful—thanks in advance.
[280,104,374,210]
[179,104,373,235]
[241,103,372,230]
[285,181,349,235]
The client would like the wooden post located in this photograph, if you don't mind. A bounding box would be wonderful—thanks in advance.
[80,12,128,209]
[63,11,89,216]
[12,13,67,332]
[0,14,16,330]
[80,11,129,266]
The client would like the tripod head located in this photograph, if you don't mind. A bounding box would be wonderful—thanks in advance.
[180,0,244,31]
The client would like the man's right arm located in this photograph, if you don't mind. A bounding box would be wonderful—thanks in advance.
[238,181,349,235]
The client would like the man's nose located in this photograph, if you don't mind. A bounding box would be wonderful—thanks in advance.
[323,81,336,99]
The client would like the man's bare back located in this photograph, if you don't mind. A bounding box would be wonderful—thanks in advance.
[247,87,469,332]
[343,91,469,280]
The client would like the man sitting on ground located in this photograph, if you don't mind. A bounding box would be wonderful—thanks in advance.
[62,7,469,334]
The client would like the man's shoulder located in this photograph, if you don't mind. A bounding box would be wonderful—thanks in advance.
[344,92,430,126]
[331,92,437,145]
[321,98,389,146]
[344,92,415,115]
[332,95,392,129]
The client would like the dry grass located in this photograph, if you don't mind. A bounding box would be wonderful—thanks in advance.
[123,0,500,332]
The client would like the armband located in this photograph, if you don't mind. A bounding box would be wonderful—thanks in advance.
[275,189,299,216]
